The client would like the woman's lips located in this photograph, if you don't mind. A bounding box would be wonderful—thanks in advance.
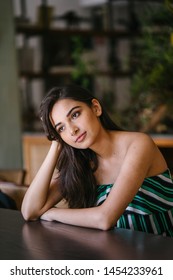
[75,132,87,143]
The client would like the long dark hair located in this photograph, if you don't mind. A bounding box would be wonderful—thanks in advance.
[40,85,121,208]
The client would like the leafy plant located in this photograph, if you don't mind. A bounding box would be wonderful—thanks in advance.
[128,3,173,133]
[71,36,97,89]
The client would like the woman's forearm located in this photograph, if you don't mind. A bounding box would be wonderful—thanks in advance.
[40,205,115,230]
[21,141,61,220]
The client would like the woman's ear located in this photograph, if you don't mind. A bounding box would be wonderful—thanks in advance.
[91,99,102,117]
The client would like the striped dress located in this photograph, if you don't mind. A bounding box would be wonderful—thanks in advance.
[96,169,173,237]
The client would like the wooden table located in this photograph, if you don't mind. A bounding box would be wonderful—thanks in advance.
[0,208,173,260]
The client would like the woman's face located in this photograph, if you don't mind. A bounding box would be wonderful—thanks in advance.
[50,98,103,149]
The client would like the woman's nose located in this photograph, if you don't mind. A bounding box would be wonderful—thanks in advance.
[70,126,79,136]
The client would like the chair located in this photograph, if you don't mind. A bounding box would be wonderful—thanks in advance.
[0,169,27,210]
[0,169,26,185]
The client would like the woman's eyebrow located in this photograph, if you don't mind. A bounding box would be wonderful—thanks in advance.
[54,106,81,129]
[66,106,81,117]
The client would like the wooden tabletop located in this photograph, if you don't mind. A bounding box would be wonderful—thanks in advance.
[0,208,173,260]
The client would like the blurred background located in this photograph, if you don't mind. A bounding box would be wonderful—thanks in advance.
[1,0,173,187]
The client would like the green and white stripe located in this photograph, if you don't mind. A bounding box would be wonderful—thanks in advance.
[96,169,173,237]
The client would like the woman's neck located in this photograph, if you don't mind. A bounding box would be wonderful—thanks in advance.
[90,130,117,160]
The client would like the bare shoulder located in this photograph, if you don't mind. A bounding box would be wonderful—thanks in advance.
[130,132,155,145]
[117,131,167,176]
[118,131,158,166]
[117,131,156,151]
[129,132,158,160]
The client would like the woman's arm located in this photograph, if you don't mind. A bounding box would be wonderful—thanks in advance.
[21,141,62,221]
[40,134,167,230]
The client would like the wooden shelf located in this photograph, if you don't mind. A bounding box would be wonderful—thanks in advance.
[19,70,72,79]
[152,135,173,148]
[15,23,138,38]
[19,69,131,79]
[15,23,167,38]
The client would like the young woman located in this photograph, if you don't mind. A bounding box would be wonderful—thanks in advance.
[21,85,173,236]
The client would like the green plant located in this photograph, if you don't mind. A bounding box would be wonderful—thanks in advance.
[128,3,173,133]
[71,36,97,88]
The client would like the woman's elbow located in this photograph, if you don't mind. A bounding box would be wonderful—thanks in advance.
[96,211,116,231]
[21,205,39,221]
[22,213,37,221]
[99,220,115,231]
[22,212,36,221]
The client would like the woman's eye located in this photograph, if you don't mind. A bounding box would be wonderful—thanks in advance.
[58,126,65,133]
[72,111,80,119]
